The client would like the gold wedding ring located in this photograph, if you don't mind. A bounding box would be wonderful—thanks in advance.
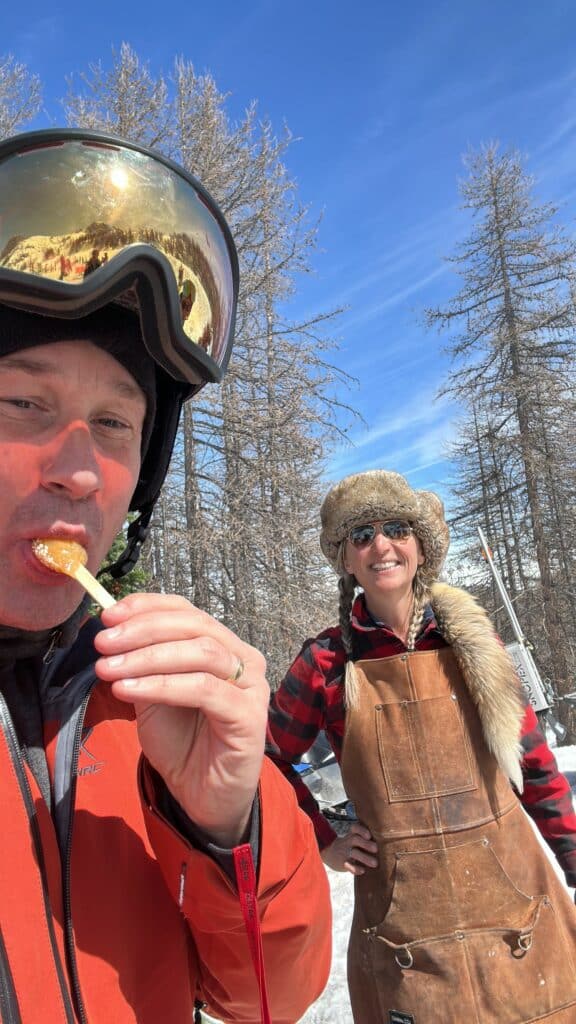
[228,657,245,683]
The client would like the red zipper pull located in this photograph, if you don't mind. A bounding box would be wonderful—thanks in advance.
[233,844,271,1024]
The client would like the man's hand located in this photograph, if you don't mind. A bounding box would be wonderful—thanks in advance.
[94,594,269,848]
[320,822,378,875]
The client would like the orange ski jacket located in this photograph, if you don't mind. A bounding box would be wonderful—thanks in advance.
[0,660,331,1023]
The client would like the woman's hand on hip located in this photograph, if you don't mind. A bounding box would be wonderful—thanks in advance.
[320,822,378,875]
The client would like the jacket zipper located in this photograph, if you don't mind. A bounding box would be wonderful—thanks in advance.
[0,926,21,1024]
[0,694,76,1024]
[233,845,271,1024]
[62,692,91,1024]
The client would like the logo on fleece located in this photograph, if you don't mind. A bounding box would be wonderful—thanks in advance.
[77,726,105,777]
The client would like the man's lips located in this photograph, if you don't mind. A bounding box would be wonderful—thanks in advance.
[18,527,93,583]
[24,523,91,548]
[19,541,73,584]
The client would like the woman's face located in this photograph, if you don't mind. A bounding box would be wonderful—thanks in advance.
[343,521,424,605]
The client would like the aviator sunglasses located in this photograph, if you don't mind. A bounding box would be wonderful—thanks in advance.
[348,520,414,547]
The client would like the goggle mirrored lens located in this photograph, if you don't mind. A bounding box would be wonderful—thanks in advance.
[0,138,235,368]
[348,520,413,546]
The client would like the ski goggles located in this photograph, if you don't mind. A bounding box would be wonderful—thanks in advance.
[0,129,239,394]
[348,520,414,547]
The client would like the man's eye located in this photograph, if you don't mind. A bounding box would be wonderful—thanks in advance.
[6,399,35,408]
[96,416,130,430]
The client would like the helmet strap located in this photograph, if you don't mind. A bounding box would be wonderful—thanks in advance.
[97,507,153,580]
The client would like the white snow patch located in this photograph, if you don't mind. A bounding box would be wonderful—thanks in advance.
[298,867,354,1023]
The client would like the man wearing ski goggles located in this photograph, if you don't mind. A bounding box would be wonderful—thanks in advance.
[0,129,241,561]
[0,129,236,384]
[0,130,330,1024]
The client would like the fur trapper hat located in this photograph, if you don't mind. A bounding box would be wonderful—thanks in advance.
[320,469,450,583]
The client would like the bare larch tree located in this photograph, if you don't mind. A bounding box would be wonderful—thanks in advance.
[0,54,42,139]
[427,144,576,722]
[64,43,356,683]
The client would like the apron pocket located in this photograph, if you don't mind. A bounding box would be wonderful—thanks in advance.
[364,840,576,1023]
[375,694,475,801]
[469,900,576,1022]
[368,903,576,1024]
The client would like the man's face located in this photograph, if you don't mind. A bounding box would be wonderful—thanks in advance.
[0,339,146,630]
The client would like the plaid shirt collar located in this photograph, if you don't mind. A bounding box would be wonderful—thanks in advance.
[351,592,437,636]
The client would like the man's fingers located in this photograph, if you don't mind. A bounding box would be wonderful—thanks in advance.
[96,637,249,688]
[100,599,256,660]
[95,606,266,688]
[98,608,230,650]
[107,669,267,716]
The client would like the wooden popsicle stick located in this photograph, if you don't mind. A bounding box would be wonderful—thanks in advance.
[73,564,116,610]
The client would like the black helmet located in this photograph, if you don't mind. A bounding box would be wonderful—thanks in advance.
[0,128,239,574]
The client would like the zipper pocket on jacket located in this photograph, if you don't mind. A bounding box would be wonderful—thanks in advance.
[0,695,76,1024]
[62,692,91,1024]
[0,926,21,1024]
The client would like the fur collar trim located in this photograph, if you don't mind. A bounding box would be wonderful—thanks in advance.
[430,582,525,792]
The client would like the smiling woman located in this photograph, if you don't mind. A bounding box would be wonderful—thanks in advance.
[268,468,576,1024]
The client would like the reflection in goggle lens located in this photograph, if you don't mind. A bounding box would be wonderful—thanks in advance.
[0,138,235,369]
[348,521,413,546]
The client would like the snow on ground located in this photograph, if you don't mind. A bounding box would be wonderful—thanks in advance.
[297,866,354,1023]
[555,742,576,786]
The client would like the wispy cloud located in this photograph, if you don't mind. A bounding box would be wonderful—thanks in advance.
[347,389,449,448]
[305,203,460,348]
[326,386,459,484]
[340,265,447,331]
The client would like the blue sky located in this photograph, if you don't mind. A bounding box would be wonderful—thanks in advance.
[4,0,576,501]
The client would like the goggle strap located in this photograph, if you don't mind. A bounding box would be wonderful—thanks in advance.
[98,507,153,580]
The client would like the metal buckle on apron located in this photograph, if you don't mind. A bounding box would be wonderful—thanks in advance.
[516,930,533,953]
[393,947,414,970]
[514,895,545,955]
[370,932,416,970]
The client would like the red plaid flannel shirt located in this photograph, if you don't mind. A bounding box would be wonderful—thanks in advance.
[267,594,576,889]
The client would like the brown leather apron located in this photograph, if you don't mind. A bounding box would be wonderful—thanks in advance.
[340,648,576,1023]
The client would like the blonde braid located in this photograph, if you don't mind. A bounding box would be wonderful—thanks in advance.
[405,570,430,652]
[338,572,356,659]
[336,550,361,709]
